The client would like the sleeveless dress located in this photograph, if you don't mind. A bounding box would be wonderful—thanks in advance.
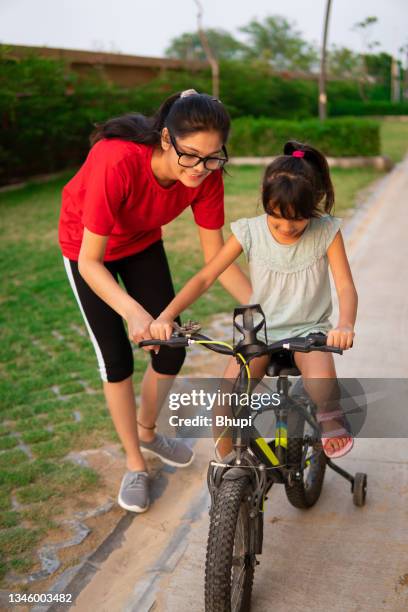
[230,214,342,342]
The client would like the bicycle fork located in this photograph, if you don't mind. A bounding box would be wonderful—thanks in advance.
[207,454,267,558]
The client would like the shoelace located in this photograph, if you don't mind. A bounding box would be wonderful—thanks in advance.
[154,434,178,452]
[126,473,148,490]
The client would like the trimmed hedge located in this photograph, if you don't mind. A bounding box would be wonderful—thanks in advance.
[330,100,408,117]
[228,116,381,157]
[0,49,385,184]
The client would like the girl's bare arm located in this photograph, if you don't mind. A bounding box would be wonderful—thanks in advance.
[198,227,252,304]
[150,235,243,340]
[327,231,358,349]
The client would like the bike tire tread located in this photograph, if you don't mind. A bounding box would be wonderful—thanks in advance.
[205,477,254,612]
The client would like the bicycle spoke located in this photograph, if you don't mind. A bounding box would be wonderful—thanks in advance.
[231,506,247,610]
[232,555,245,566]
[231,564,246,610]
[236,514,244,547]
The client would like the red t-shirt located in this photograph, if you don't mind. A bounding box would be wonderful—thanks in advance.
[58,139,225,261]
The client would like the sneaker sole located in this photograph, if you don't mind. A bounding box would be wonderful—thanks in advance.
[117,494,149,513]
[140,448,195,468]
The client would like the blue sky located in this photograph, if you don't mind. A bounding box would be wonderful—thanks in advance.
[1,0,407,61]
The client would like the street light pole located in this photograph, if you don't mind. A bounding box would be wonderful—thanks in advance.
[319,0,332,120]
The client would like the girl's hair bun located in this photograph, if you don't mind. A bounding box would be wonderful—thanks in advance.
[283,140,304,156]
[261,139,334,217]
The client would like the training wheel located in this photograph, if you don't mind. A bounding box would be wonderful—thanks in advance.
[352,472,367,507]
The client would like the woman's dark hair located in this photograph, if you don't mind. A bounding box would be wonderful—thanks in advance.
[90,91,230,147]
[262,140,334,219]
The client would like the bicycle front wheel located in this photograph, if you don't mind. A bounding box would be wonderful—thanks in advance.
[205,476,255,612]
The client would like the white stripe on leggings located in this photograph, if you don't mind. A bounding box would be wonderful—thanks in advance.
[63,256,108,382]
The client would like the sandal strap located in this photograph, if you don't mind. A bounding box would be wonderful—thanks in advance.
[316,410,345,423]
[321,427,350,439]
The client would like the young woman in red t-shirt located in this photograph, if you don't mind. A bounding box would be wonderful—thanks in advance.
[58,90,252,512]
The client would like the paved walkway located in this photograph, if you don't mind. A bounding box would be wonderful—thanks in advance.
[70,158,408,612]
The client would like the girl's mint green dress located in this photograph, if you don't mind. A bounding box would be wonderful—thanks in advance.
[231,214,342,342]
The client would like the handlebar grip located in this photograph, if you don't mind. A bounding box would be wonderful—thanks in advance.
[307,332,351,353]
[306,333,327,346]
[313,345,343,355]
[138,337,189,349]
[284,336,343,355]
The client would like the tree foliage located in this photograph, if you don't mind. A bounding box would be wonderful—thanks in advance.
[327,46,361,79]
[238,15,319,72]
[166,15,319,72]
[165,28,247,61]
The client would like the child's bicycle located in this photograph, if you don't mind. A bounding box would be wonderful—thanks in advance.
[139,304,367,612]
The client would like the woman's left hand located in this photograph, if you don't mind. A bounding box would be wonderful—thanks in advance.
[150,317,175,342]
[327,325,355,350]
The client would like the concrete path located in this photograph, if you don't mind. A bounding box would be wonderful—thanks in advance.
[70,158,408,612]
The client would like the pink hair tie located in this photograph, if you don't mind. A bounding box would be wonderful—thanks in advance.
[292,150,305,158]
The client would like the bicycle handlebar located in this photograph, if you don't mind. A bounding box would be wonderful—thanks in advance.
[138,333,233,355]
[138,331,343,356]
[138,336,190,348]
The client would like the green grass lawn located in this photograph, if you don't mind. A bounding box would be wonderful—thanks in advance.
[380,119,408,164]
[0,118,407,585]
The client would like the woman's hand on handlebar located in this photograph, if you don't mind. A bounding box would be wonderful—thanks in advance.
[327,325,355,350]
[125,307,157,352]
[149,316,175,342]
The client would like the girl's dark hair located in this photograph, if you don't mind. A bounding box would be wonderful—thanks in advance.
[262,140,334,219]
[90,91,230,147]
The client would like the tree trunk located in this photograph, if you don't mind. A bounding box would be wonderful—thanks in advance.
[194,0,220,98]
[391,57,401,103]
[319,0,332,120]
[404,51,408,101]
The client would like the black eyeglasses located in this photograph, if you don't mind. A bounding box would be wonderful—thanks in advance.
[169,132,228,171]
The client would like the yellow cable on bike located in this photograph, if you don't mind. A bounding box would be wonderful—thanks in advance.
[191,340,251,385]
[190,339,282,466]
[190,340,284,468]
[191,340,251,457]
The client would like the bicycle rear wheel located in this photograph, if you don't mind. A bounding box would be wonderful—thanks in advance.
[205,477,255,612]
[285,401,327,508]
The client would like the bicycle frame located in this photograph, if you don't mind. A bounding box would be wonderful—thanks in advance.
[206,363,322,556]
[217,357,320,471]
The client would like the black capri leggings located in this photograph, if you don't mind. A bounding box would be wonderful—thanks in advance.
[63,240,186,383]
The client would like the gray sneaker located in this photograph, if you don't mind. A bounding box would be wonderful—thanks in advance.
[140,433,194,467]
[118,470,150,513]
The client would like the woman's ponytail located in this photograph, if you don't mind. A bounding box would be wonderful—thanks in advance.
[150,92,182,134]
[89,90,230,149]
[89,93,181,147]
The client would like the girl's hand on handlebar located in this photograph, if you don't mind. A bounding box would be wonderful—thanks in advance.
[327,325,354,350]
[125,309,157,352]
[150,317,175,342]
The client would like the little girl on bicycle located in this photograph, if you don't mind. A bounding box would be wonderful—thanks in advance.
[150,141,358,459]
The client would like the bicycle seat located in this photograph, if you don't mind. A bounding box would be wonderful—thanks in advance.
[266,350,301,377]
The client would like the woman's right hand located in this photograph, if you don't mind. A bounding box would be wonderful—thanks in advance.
[125,308,156,352]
